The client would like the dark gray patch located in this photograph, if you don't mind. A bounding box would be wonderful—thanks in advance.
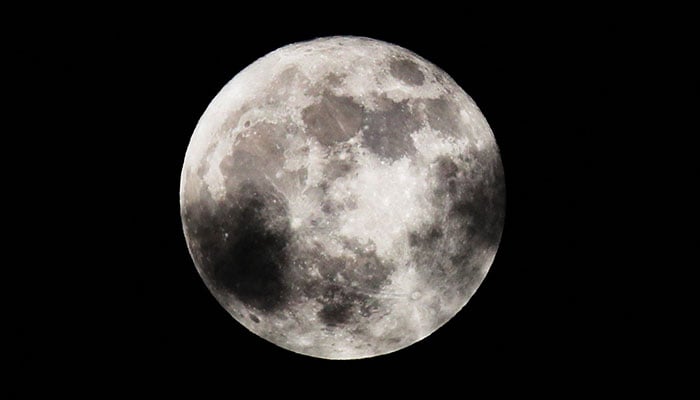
[436,156,458,179]
[408,224,443,248]
[304,73,345,98]
[268,66,308,101]
[410,154,505,285]
[220,149,261,185]
[275,66,301,84]
[316,255,345,281]
[184,180,291,313]
[302,93,363,146]
[219,121,287,188]
[324,158,356,181]
[359,299,380,318]
[432,156,461,198]
[318,303,354,326]
[340,239,395,292]
[361,97,419,160]
[321,201,334,214]
[449,158,506,247]
[325,73,345,88]
[286,238,394,326]
[316,285,367,327]
[390,58,425,86]
[249,314,260,323]
[422,97,468,139]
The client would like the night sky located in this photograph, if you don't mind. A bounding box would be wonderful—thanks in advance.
[15,7,694,395]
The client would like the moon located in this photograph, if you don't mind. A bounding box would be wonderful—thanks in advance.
[180,37,505,359]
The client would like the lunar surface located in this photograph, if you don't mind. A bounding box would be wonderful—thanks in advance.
[180,37,505,359]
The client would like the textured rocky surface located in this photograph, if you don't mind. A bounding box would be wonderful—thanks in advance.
[180,37,505,359]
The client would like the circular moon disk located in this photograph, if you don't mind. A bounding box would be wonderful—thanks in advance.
[180,37,505,359]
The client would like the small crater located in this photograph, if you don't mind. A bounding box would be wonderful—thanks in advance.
[321,201,335,214]
[244,120,251,127]
[249,314,260,323]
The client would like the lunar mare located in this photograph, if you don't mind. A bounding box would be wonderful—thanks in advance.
[180,37,505,359]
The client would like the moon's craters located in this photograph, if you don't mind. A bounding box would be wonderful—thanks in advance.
[180,36,505,359]
[389,58,425,86]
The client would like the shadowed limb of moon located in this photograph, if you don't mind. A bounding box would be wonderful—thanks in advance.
[180,36,505,359]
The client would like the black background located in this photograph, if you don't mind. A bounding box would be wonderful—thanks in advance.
[16,6,695,394]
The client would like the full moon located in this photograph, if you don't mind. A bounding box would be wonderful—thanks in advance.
[180,37,505,359]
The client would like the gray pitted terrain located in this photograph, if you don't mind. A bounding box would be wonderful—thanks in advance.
[180,37,504,359]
